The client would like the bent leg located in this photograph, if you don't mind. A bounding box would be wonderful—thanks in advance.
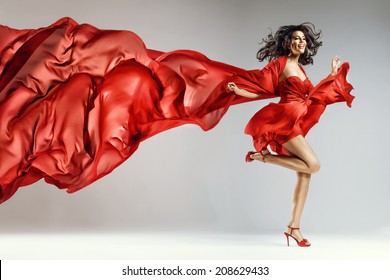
[251,135,320,174]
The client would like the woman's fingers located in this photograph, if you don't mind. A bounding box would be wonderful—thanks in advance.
[226,82,236,92]
[331,56,341,74]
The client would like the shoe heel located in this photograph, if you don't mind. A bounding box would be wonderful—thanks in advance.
[284,232,290,246]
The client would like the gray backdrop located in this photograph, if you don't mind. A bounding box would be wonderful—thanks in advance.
[0,0,389,235]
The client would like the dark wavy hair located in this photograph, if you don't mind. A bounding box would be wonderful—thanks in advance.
[256,23,322,65]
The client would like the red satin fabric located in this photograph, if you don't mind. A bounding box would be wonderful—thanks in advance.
[0,18,354,204]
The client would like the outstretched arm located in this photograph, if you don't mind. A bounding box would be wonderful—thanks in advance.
[226,82,260,98]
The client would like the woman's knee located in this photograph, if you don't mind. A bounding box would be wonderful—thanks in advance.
[307,158,321,173]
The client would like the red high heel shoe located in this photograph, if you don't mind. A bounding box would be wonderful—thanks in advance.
[245,151,256,162]
[284,226,311,247]
[245,149,270,162]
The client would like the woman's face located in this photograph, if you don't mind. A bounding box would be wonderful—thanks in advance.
[288,30,306,55]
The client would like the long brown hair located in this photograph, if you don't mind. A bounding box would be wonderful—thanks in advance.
[257,23,322,65]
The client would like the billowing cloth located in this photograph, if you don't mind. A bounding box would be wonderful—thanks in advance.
[0,17,353,204]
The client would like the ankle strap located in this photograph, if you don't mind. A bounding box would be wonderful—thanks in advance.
[288,225,300,231]
[260,149,270,162]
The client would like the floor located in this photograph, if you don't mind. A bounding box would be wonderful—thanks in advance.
[2,231,389,279]
[1,231,389,260]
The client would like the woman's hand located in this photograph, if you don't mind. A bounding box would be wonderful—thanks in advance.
[331,55,341,76]
[226,82,259,98]
[226,82,238,93]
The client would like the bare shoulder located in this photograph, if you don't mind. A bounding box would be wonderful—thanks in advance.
[281,59,306,81]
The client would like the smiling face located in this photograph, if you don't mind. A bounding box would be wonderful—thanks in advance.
[288,30,307,55]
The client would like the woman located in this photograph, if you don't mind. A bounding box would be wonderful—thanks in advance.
[226,23,353,247]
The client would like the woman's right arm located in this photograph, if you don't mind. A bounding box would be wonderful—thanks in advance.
[226,82,260,98]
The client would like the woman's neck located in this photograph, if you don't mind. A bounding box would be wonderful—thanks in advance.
[288,53,300,64]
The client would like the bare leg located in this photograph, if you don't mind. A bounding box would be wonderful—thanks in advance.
[286,172,311,244]
[250,135,318,244]
[250,135,320,174]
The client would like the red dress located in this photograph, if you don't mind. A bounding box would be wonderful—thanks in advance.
[243,55,354,155]
[0,18,354,204]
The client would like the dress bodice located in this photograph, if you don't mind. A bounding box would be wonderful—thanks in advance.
[278,76,313,103]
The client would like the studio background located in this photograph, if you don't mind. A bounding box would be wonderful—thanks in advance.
[0,0,388,238]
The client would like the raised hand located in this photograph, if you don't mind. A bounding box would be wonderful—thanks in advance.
[331,55,341,75]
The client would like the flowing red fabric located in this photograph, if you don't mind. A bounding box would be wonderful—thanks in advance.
[0,18,354,204]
